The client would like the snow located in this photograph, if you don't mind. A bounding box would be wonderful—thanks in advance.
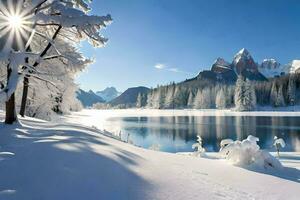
[232,48,252,65]
[259,59,300,77]
[213,58,231,69]
[274,136,286,148]
[258,59,283,78]
[0,110,300,200]
[284,60,300,74]
[219,135,283,170]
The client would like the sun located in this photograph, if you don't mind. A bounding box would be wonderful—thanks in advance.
[8,14,24,30]
[0,0,34,50]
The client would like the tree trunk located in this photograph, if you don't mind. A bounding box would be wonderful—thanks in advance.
[5,93,16,124]
[5,67,17,124]
[20,76,29,117]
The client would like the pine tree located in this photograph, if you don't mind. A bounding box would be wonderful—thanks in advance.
[146,91,153,108]
[202,87,213,108]
[164,84,175,109]
[234,76,246,111]
[275,85,285,107]
[270,82,277,107]
[187,91,194,108]
[287,75,296,106]
[216,87,226,109]
[244,79,256,111]
[136,93,142,108]
[194,89,203,109]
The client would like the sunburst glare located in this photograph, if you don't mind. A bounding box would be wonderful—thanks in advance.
[0,0,34,50]
[8,14,24,30]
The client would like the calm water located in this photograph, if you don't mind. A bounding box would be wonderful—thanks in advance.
[104,115,300,153]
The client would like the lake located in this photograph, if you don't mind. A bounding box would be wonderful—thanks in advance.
[101,111,300,153]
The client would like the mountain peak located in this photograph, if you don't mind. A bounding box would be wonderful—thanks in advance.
[238,48,249,54]
[213,57,230,66]
[234,48,251,59]
[96,87,121,102]
[232,48,262,76]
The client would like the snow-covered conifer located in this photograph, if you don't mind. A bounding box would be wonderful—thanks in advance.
[234,76,246,111]
[287,75,296,106]
[216,87,226,109]
[136,93,142,108]
[244,79,256,111]
[270,82,277,107]
[164,84,175,109]
[193,89,203,109]
[275,85,285,107]
[187,91,194,108]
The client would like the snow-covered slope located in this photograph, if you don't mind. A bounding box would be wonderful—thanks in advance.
[0,110,299,200]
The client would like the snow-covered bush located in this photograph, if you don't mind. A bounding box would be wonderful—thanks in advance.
[219,135,282,169]
[273,136,286,157]
[192,135,206,157]
[220,138,234,151]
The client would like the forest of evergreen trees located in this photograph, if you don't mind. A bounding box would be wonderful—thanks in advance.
[136,74,300,111]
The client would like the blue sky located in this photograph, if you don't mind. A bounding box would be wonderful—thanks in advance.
[77,0,300,92]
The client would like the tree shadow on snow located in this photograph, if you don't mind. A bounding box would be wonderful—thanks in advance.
[244,163,300,184]
[0,121,153,200]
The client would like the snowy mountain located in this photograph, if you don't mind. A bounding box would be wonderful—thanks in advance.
[196,48,266,83]
[110,86,150,106]
[211,58,232,73]
[258,59,283,78]
[258,59,300,78]
[96,87,121,102]
[76,89,105,107]
[233,48,259,74]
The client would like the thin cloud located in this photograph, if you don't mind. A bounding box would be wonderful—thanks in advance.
[168,68,180,73]
[154,63,166,69]
[154,63,192,75]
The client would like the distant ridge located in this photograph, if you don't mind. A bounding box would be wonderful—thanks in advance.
[110,86,150,106]
[76,89,105,107]
[96,87,121,102]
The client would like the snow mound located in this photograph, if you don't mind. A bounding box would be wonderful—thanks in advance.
[220,135,283,170]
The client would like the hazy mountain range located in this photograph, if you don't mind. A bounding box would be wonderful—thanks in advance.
[77,86,149,107]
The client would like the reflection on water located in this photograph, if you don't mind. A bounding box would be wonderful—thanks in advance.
[104,115,300,153]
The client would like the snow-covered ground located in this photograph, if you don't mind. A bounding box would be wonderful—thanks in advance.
[0,110,299,200]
